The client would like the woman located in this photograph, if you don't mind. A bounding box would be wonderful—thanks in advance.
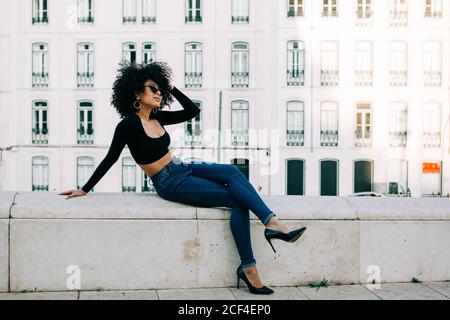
[58,60,306,295]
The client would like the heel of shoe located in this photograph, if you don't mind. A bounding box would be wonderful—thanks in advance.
[267,238,276,253]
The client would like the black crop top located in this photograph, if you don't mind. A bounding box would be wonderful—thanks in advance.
[81,86,201,193]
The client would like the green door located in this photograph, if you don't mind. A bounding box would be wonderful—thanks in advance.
[287,159,304,195]
[321,160,338,196]
[354,160,372,193]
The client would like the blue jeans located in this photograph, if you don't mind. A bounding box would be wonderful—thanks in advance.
[150,158,276,268]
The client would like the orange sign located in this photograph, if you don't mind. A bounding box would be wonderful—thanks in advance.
[423,162,440,174]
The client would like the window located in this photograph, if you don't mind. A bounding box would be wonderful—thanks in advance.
[142,0,156,23]
[123,0,137,23]
[387,160,408,195]
[286,159,305,195]
[287,0,303,17]
[423,102,440,148]
[32,43,49,88]
[355,0,372,25]
[389,41,408,86]
[286,101,304,146]
[185,42,202,88]
[425,0,442,18]
[185,0,202,23]
[32,156,49,191]
[231,100,249,146]
[122,157,136,192]
[421,161,442,196]
[354,160,373,193]
[320,160,339,196]
[77,42,94,88]
[232,0,249,23]
[142,42,156,64]
[321,41,339,86]
[390,0,408,26]
[185,101,202,145]
[32,100,48,144]
[424,41,442,87]
[77,157,94,190]
[122,42,137,63]
[322,0,338,17]
[355,41,373,86]
[320,102,338,146]
[78,0,94,23]
[32,0,48,24]
[355,103,371,147]
[77,101,94,144]
[142,171,156,193]
[389,102,407,147]
[287,41,305,86]
[231,42,249,88]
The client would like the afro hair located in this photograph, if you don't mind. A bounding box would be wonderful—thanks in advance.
[111,60,174,119]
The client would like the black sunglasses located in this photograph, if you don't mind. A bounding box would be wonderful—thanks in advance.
[144,84,161,94]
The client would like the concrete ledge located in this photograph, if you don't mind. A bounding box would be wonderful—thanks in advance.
[0,191,15,218]
[2,191,450,292]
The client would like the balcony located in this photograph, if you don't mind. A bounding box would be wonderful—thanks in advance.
[287,9,303,17]
[231,130,248,146]
[185,133,202,146]
[389,131,407,148]
[389,10,408,26]
[122,186,136,193]
[78,16,94,23]
[355,130,372,147]
[185,72,202,88]
[185,15,202,23]
[77,72,94,88]
[122,16,137,23]
[32,72,49,88]
[320,130,338,147]
[424,11,442,18]
[423,132,441,148]
[424,71,441,87]
[31,185,48,191]
[231,15,249,23]
[287,69,305,86]
[389,70,407,87]
[32,16,48,24]
[321,70,339,86]
[355,70,373,86]
[32,127,48,144]
[2,191,449,293]
[142,16,156,23]
[77,128,94,144]
[286,129,304,146]
[231,72,249,88]
[355,10,372,26]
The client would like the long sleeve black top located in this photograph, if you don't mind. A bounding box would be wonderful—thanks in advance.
[81,86,200,193]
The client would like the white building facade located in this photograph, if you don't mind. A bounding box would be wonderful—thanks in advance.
[0,0,449,197]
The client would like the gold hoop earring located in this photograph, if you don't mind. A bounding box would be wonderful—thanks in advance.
[133,99,141,110]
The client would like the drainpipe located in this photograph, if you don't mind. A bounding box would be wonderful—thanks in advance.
[217,90,222,163]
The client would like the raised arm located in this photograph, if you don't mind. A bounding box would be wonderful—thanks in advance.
[81,120,128,193]
[156,86,201,125]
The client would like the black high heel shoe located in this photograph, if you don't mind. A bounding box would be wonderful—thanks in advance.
[264,226,307,253]
[236,264,274,295]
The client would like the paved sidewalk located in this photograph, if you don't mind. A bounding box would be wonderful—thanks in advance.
[0,282,449,300]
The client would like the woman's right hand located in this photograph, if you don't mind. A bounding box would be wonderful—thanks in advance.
[58,189,87,200]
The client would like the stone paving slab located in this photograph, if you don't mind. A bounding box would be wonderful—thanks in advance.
[79,289,158,300]
[298,284,380,300]
[0,291,77,300]
[230,286,309,300]
[423,281,450,299]
[368,283,449,300]
[157,288,236,300]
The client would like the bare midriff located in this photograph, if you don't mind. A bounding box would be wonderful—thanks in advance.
[138,151,172,178]
[136,117,172,177]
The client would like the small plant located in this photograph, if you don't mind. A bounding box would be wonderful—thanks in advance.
[20,289,28,294]
[411,277,422,283]
[431,192,442,198]
[308,277,329,291]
